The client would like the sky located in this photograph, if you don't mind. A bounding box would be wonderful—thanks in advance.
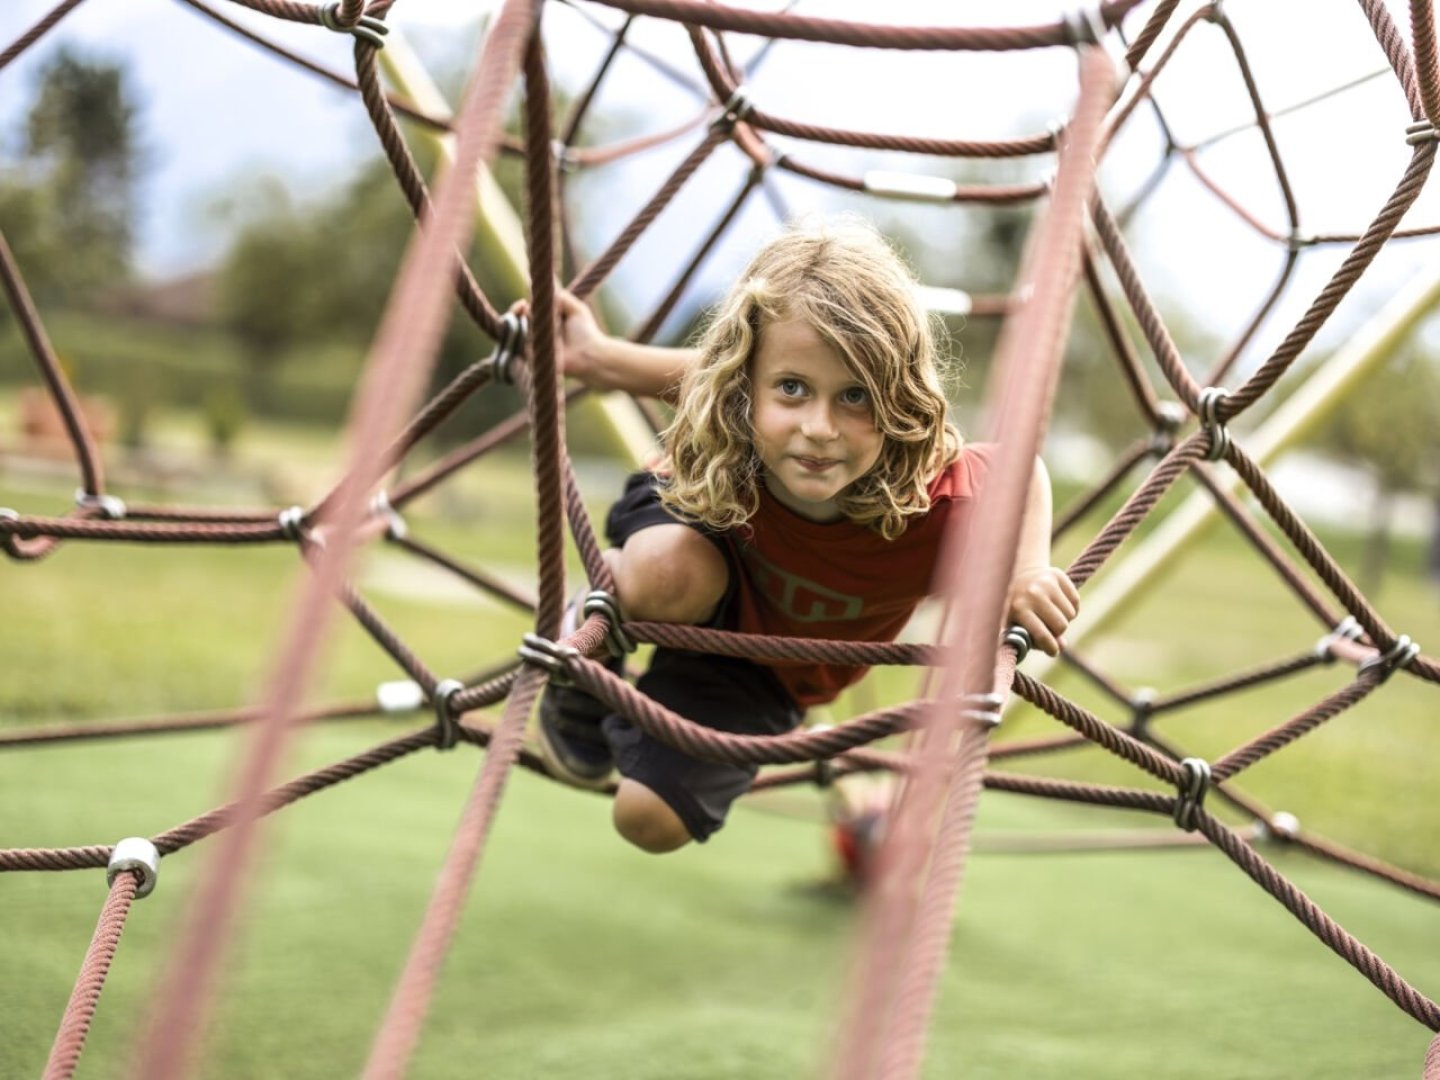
[4,0,1439,374]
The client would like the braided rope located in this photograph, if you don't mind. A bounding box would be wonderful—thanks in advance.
[42,870,140,1080]
[3,2,1440,1077]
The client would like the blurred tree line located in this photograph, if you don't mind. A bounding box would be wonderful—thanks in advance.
[1,46,1437,577]
[0,46,137,306]
[895,175,1440,585]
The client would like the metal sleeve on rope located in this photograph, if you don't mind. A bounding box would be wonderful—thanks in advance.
[862,171,959,203]
[1358,634,1420,681]
[1062,7,1108,46]
[716,87,753,128]
[1002,625,1033,664]
[1197,386,1231,461]
[107,837,160,899]
[1262,810,1301,841]
[1405,119,1440,146]
[961,691,1006,729]
[1154,400,1186,434]
[551,139,580,175]
[317,1,389,48]
[1129,686,1156,736]
[371,491,407,541]
[582,589,636,657]
[1172,757,1211,831]
[376,679,425,713]
[431,678,465,751]
[809,723,837,787]
[490,311,528,385]
[0,508,19,558]
[75,490,127,520]
[1314,615,1362,661]
[278,506,307,541]
[517,632,580,687]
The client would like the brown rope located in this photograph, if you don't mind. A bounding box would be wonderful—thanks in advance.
[5,1,1440,1072]
[0,229,106,496]
[42,868,140,1080]
[0,0,86,70]
[590,0,1145,51]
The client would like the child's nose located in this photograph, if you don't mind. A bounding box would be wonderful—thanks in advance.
[800,403,839,440]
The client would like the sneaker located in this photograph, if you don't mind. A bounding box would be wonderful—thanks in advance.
[536,678,617,788]
[535,595,623,788]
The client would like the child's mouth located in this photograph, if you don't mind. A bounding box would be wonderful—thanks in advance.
[794,456,840,473]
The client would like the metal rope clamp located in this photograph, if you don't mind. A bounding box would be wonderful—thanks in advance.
[1358,634,1420,682]
[371,491,407,541]
[551,139,580,175]
[490,311,528,386]
[318,2,389,48]
[1129,686,1156,738]
[1196,386,1231,462]
[278,505,307,542]
[1314,615,1362,663]
[960,691,1005,729]
[1405,119,1440,146]
[808,722,837,787]
[582,589,636,658]
[1062,7,1130,82]
[76,489,127,520]
[1002,625,1033,664]
[517,632,581,688]
[1172,757,1211,831]
[716,87,754,130]
[0,507,20,558]
[108,837,161,899]
[1262,810,1301,842]
[1062,7,1107,46]
[431,678,465,751]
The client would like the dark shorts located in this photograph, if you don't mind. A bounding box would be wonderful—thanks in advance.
[602,472,803,842]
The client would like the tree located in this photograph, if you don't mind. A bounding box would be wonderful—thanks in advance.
[9,47,141,303]
[1317,348,1440,590]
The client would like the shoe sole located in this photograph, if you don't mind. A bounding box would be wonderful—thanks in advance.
[535,714,615,791]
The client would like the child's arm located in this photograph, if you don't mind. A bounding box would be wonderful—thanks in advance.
[555,290,699,405]
[1006,457,1079,657]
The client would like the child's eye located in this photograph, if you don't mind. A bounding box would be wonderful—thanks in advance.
[777,378,806,397]
[838,386,870,408]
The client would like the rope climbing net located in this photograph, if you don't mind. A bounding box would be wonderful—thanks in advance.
[2,1,1439,1077]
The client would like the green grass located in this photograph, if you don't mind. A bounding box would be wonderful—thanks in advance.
[3,440,1440,1078]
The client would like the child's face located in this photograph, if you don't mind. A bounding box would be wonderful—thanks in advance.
[750,316,883,523]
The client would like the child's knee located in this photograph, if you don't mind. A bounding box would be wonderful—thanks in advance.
[611,525,727,625]
[613,780,691,853]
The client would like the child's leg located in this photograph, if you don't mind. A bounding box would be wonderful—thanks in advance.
[537,479,725,790]
[605,522,731,852]
[603,647,802,853]
[606,522,728,626]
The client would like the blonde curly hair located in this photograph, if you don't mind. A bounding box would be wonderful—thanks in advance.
[661,218,959,541]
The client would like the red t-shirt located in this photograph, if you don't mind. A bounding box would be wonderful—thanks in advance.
[723,443,994,707]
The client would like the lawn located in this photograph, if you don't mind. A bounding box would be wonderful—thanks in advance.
[2,424,1438,1078]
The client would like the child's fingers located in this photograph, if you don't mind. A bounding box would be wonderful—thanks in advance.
[1014,611,1061,657]
[1057,571,1081,611]
[1012,594,1075,657]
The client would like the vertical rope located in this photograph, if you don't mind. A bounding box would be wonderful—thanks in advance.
[43,870,140,1080]
[358,668,547,1080]
[830,47,1116,1080]
[125,4,540,1076]
[0,230,106,496]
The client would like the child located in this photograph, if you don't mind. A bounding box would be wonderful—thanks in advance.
[538,219,1078,854]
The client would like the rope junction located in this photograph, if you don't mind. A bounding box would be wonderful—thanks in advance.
[2,0,1440,1077]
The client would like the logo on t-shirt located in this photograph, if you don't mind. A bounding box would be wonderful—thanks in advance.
[744,550,864,623]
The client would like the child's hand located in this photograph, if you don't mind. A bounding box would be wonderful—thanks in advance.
[555,288,611,389]
[1006,566,1079,657]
